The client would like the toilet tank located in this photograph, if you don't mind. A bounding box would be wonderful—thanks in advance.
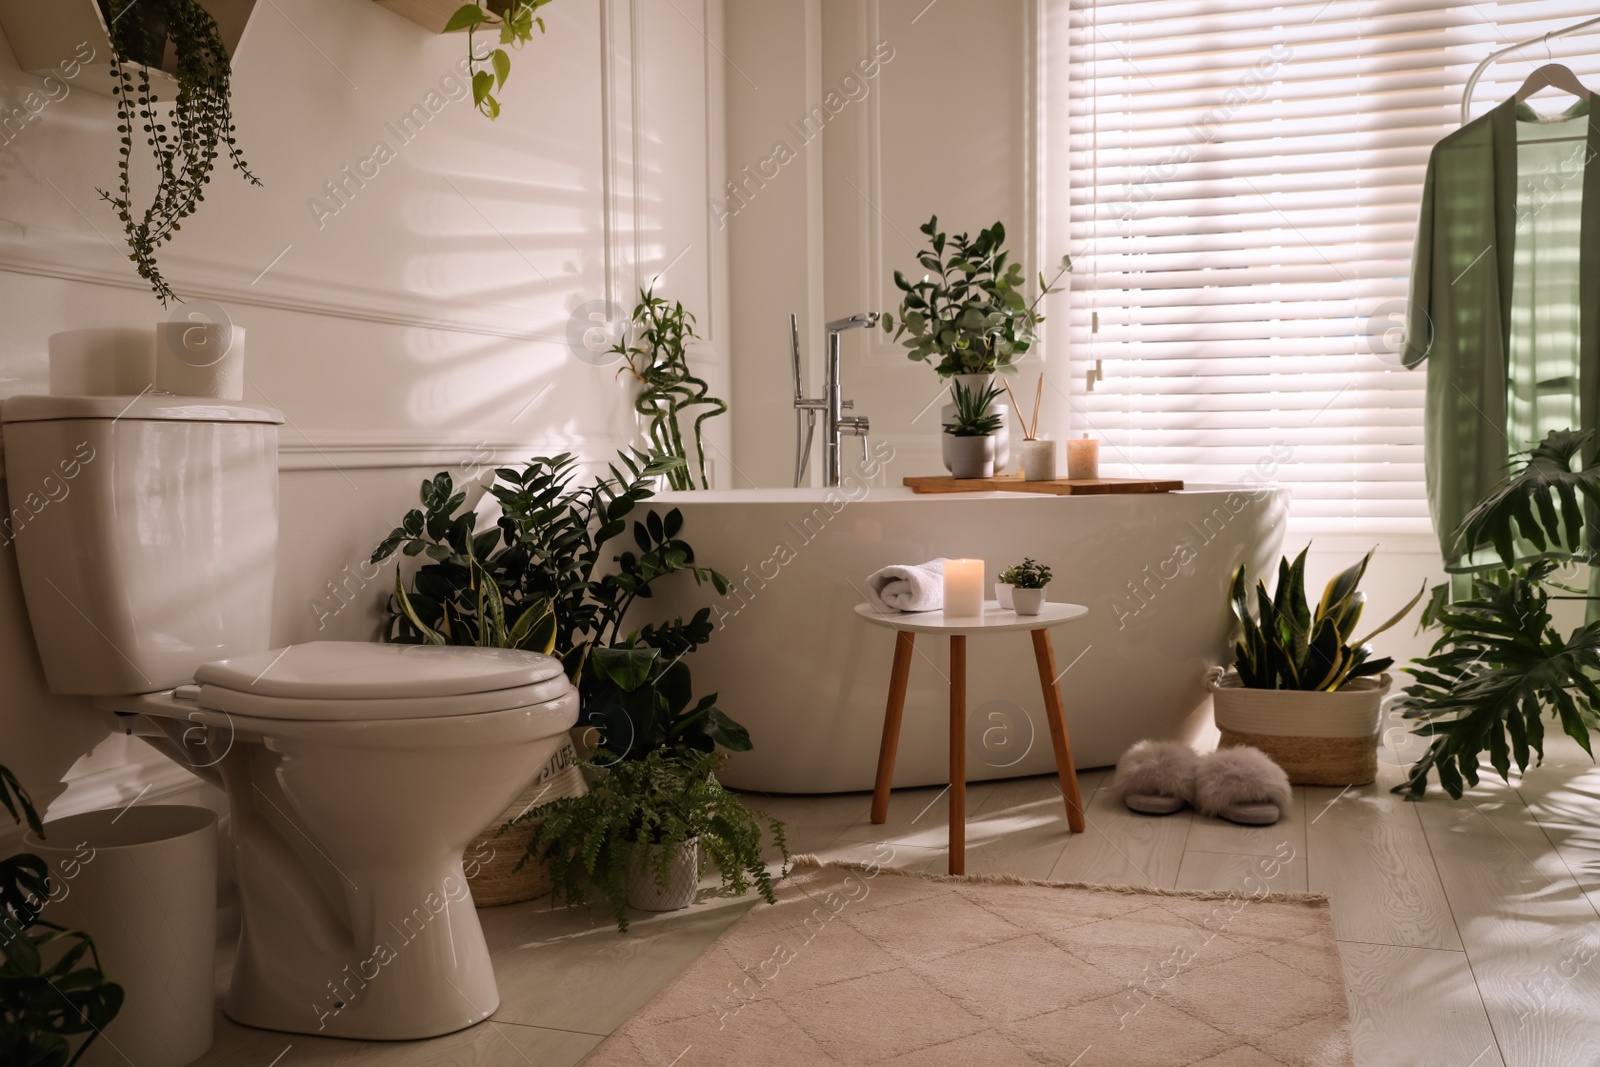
[1,395,283,696]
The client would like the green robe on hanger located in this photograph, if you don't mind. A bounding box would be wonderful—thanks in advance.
[1404,93,1600,570]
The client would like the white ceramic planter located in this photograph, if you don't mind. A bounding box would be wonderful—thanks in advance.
[995,582,1014,610]
[625,839,702,912]
[941,374,1011,471]
[27,805,218,1067]
[1208,668,1390,785]
[945,434,996,479]
[1011,587,1046,615]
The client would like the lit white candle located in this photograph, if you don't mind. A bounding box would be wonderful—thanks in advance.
[943,559,985,617]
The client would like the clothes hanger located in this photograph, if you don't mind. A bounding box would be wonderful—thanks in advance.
[1513,63,1591,108]
[1461,13,1600,125]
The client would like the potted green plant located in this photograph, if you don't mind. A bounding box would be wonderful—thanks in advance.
[442,1,554,119]
[371,449,746,903]
[1216,547,1424,786]
[882,217,1070,472]
[1393,429,1600,798]
[99,0,258,305]
[1,765,125,1067]
[944,379,1003,479]
[611,287,728,491]
[513,750,788,931]
[999,558,1052,615]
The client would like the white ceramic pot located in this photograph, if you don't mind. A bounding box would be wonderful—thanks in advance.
[27,806,218,1067]
[625,839,702,912]
[1021,439,1057,481]
[941,374,1011,472]
[1011,587,1046,615]
[946,434,996,479]
[1207,668,1390,785]
[995,582,1015,609]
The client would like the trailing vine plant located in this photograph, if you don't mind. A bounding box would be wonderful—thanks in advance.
[445,1,555,119]
[99,0,258,305]
[612,288,727,491]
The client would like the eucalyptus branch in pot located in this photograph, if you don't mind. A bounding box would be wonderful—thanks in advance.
[99,0,258,305]
[612,287,728,491]
[880,215,1070,379]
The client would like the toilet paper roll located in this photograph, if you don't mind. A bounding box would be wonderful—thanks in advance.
[47,328,156,396]
[154,321,245,400]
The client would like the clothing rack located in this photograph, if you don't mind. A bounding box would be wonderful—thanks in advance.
[1461,13,1600,125]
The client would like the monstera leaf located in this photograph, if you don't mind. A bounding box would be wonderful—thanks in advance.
[1394,562,1600,799]
[1454,429,1600,567]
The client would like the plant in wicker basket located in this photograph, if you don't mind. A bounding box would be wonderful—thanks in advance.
[1229,547,1423,692]
[513,750,788,933]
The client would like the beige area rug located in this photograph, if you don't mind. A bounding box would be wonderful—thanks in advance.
[582,856,1353,1067]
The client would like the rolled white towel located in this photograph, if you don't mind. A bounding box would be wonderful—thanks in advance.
[866,558,948,613]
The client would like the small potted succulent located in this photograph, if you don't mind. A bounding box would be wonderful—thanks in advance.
[944,380,1004,479]
[1216,547,1423,785]
[513,750,788,932]
[999,557,1052,615]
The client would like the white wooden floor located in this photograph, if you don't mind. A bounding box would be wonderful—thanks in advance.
[191,734,1600,1067]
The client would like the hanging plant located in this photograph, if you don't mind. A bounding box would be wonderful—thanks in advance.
[444,0,555,120]
[611,287,727,491]
[98,0,258,306]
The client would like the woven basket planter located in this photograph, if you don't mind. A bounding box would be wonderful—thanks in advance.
[465,738,587,908]
[1208,667,1391,786]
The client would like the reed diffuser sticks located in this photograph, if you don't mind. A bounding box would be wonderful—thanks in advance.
[1003,374,1045,441]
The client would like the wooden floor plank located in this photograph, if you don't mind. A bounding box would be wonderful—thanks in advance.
[962,772,1104,881]
[1305,766,1462,951]
[1340,942,1503,1067]
[1174,848,1308,893]
[1414,775,1600,1067]
[1047,774,1191,888]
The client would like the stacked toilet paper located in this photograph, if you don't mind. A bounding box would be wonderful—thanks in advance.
[47,319,245,400]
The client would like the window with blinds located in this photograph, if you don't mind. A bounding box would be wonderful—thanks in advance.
[1056,0,1600,533]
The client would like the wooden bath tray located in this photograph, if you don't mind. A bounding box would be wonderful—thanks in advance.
[903,474,1183,496]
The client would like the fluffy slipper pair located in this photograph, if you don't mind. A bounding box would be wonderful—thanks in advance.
[1112,741,1291,826]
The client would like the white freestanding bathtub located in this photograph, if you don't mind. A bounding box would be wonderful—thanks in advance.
[645,483,1289,793]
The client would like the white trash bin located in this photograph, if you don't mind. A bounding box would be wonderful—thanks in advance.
[27,805,218,1067]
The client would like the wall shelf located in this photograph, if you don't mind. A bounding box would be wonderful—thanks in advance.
[373,0,510,35]
[0,0,255,96]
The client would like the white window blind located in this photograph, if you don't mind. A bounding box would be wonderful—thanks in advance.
[1057,0,1569,533]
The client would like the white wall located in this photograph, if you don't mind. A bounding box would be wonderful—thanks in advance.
[0,0,729,820]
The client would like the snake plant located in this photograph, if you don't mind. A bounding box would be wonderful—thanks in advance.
[613,288,727,491]
[1229,547,1424,692]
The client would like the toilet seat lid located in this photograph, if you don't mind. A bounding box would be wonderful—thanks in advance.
[194,641,567,700]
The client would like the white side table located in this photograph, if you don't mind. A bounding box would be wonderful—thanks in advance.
[854,601,1090,875]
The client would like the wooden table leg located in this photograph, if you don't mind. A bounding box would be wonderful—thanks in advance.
[871,631,915,825]
[1031,628,1086,833]
[949,634,967,875]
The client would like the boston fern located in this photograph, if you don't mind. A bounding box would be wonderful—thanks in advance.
[100,0,258,305]
[1394,430,1600,798]
[514,750,787,933]
[1230,547,1422,692]
[612,287,727,491]
[1,766,124,1067]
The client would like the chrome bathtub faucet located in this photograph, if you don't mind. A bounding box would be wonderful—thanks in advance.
[790,311,877,487]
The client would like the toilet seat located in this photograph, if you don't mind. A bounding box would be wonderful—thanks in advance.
[192,641,573,721]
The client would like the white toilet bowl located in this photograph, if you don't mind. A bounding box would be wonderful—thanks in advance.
[118,642,579,1040]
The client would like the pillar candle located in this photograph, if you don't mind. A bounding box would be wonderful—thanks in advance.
[1067,435,1100,480]
[943,559,985,617]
